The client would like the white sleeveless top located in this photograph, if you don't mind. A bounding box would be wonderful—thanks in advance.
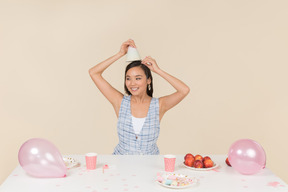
[113,95,160,155]
[132,115,146,135]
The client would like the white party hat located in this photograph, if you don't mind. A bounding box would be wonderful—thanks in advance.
[126,46,141,62]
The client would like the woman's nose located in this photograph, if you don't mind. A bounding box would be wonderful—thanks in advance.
[130,79,136,85]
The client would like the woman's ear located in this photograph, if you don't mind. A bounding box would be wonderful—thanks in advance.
[147,78,151,85]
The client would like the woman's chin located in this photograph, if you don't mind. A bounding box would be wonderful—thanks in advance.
[131,92,139,96]
[130,91,144,96]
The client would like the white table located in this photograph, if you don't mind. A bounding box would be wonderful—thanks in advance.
[0,155,287,192]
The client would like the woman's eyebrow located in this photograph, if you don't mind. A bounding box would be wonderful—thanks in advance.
[126,75,143,77]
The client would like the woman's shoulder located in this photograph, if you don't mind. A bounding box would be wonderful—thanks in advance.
[152,96,159,101]
[123,95,131,100]
[151,97,159,106]
[121,95,131,105]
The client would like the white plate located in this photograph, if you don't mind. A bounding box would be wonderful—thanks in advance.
[183,162,219,171]
[155,173,197,189]
[63,157,80,169]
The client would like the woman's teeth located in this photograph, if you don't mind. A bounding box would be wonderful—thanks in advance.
[131,88,138,91]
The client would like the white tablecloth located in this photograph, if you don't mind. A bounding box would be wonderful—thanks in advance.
[0,155,287,192]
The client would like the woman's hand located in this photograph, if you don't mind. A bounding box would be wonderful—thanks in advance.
[141,56,161,73]
[118,39,136,56]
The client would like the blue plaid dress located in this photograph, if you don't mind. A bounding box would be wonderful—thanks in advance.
[113,95,160,155]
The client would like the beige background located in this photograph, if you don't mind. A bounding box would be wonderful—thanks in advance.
[1,0,287,184]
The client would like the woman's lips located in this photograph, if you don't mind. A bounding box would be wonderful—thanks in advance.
[130,87,139,91]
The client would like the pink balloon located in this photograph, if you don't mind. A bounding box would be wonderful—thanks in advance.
[228,139,266,175]
[18,138,67,178]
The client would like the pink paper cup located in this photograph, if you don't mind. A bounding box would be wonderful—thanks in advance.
[85,153,97,170]
[164,154,176,172]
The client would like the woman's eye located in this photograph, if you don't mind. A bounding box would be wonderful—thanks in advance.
[126,78,130,80]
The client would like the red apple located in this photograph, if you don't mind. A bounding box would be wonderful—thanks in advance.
[194,160,204,168]
[204,159,214,168]
[184,153,194,160]
[194,155,203,162]
[184,155,195,167]
[225,157,231,167]
[203,156,211,161]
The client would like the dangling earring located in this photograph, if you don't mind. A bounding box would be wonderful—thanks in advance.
[148,84,151,91]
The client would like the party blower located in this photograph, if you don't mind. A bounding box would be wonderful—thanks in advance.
[126,46,141,62]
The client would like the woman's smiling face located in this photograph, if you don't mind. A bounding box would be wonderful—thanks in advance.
[125,66,151,96]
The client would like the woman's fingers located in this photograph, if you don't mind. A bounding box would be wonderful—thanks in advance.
[119,39,137,55]
[125,39,136,48]
[129,39,136,48]
[141,57,148,64]
[142,56,160,72]
[142,56,155,64]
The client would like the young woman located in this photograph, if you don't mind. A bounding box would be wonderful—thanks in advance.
[89,39,190,155]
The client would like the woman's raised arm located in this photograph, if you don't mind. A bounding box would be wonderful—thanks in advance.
[89,39,136,117]
[141,56,190,120]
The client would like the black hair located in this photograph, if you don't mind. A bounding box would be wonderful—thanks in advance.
[124,60,153,97]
